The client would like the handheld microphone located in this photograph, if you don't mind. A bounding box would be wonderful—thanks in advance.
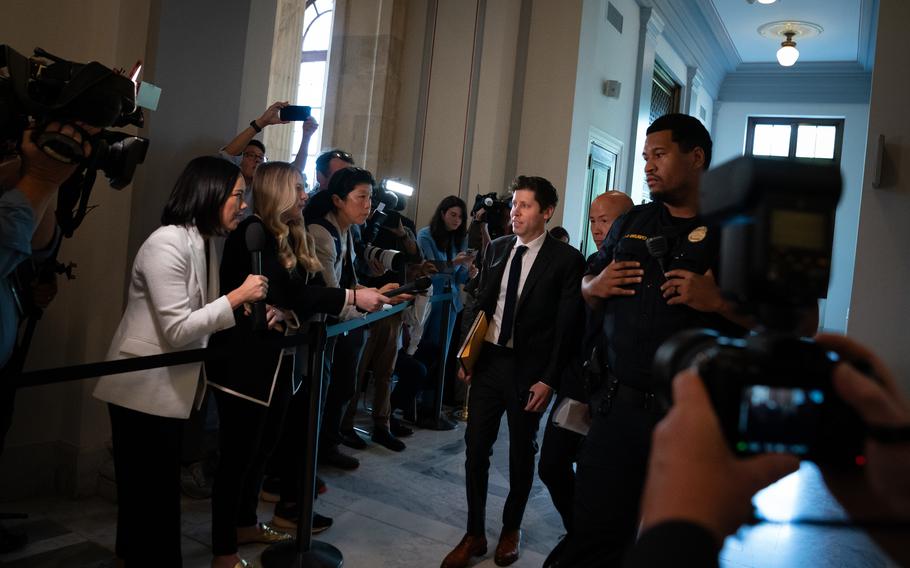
[646,236,670,280]
[245,222,268,331]
[384,276,432,298]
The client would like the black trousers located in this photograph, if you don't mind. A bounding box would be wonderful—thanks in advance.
[108,403,184,567]
[389,349,429,414]
[538,397,585,533]
[211,357,293,556]
[464,345,543,536]
[319,328,366,452]
[555,394,660,568]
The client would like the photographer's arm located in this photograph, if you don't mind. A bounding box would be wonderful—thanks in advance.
[222,101,288,156]
[816,334,910,515]
[291,116,318,175]
[628,370,799,567]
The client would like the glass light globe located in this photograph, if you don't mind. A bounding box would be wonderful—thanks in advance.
[777,45,799,66]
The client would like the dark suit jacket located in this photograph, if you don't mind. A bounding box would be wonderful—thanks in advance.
[475,233,585,392]
[207,216,347,405]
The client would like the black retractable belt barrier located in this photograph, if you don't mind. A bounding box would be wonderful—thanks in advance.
[7,293,459,568]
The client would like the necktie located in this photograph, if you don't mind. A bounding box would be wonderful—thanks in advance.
[497,245,528,346]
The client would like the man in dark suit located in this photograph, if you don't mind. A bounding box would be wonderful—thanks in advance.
[440,176,585,568]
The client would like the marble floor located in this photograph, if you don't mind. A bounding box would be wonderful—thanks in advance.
[0,407,904,567]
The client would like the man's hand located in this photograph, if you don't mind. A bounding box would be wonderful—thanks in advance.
[585,260,642,299]
[816,334,910,517]
[457,365,472,385]
[524,381,553,413]
[640,370,800,543]
[256,101,290,128]
[301,116,319,138]
[661,268,724,312]
[20,123,93,190]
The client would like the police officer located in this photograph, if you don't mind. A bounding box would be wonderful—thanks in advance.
[551,114,748,567]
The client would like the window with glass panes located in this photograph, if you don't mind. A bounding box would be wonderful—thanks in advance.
[290,0,335,188]
[745,117,844,165]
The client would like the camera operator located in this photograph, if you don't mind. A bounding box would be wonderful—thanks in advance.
[0,124,90,551]
[554,114,750,567]
[627,333,910,567]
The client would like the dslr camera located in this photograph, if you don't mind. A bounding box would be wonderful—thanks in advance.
[1,45,149,236]
[360,179,415,274]
[471,191,510,240]
[653,156,865,467]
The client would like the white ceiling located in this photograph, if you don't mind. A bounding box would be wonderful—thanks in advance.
[709,0,863,64]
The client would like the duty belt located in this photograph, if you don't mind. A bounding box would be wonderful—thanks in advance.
[596,376,659,415]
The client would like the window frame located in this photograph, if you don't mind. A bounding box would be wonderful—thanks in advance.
[745,117,845,165]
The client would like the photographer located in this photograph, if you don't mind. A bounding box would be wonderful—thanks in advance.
[1,125,91,551]
[304,167,408,469]
[628,334,910,567]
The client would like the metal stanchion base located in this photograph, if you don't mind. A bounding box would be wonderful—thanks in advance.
[260,540,343,568]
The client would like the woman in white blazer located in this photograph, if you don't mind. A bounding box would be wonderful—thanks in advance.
[93,156,268,568]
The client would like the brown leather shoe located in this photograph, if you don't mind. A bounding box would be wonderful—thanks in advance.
[494,529,521,566]
[440,533,487,568]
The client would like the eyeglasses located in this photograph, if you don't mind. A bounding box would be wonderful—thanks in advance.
[242,151,266,162]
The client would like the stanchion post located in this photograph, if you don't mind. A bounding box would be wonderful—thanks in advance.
[427,280,456,431]
[261,324,342,568]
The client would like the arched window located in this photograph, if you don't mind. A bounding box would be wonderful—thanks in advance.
[291,0,335,187]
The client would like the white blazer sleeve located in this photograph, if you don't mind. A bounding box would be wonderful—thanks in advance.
[138,230,235,349]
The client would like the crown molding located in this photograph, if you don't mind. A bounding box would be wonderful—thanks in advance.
[857,0,879,71]
[636,0,740,100]
[719,62,871,104]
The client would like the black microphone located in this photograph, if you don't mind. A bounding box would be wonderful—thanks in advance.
[245,222,268,331]
[383,276,432,298]
[646,236,670,280]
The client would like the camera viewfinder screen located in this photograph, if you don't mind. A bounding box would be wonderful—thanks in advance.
[770,209,826,251]
[736,385,825,455]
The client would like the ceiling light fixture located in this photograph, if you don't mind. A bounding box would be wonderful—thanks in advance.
[758,21,823,68]
[777,31,799,66]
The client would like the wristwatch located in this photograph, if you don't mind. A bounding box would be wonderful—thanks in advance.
[249,119,262,133]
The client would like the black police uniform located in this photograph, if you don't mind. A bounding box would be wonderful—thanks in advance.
[553,201,742,568]
[538,252,603,539]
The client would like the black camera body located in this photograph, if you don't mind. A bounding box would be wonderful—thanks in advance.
[1,45,149,235]
[653,157,866,467]
[471,192,510,240]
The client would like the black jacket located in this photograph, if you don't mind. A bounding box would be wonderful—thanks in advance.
[475,233,585,392]
[206,216,347,405]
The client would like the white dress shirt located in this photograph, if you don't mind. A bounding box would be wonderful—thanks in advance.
[484,230,547,347]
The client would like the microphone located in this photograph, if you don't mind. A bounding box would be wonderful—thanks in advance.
[245,222,268,331]
[383,276,432,298]
[646,236,670,280]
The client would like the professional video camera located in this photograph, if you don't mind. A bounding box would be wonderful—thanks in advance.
[0,45,149,237]
[653,156,865,467]
[360,179,415,273]
[471,191,510,240]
